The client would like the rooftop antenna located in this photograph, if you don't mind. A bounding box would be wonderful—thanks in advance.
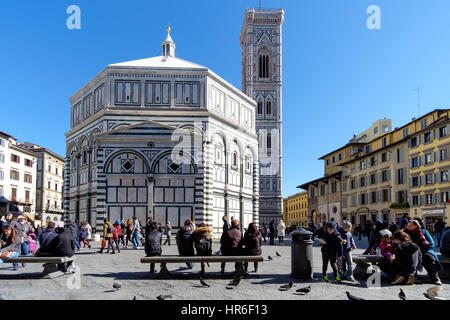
[414,85,421,117]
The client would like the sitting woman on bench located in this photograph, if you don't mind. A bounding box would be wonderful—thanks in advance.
[220,220,243,273]
[192,223,213,274]
[0,226,21,270]
[176,219,195,269]
[243,222,262,273]
[145,222,162,273]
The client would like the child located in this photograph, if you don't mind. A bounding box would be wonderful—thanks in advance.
[379,229,394,261]
[321,221,343,283]
[27,232,37,255]
[338,220,356,282]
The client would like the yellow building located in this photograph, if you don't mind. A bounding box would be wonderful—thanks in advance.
[407,109,450,228]
[283,191,308,227]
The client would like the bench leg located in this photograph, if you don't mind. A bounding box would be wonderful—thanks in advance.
[200,263,205,278]
[353,262,370,281]
[155,263,172,279]
[40,263,65,279]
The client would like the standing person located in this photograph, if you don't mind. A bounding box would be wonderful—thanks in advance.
[163,221,172,246]
[220,220,243,274]
[320,221,343,283]
[222,216,230,231]
[404,220,442,285]
[277,220,286,245]
[112,220,121,253]
[86,221,92,244]
[434,218,446,248]
[145,221,162,273]
[338,220,356,282]
[125,219,133,248]
[363,220,387,255]
[192,222,213,275]
[269,220,276,245]
[398,213,410,230]
[10,215,34,267]
[119,219,126,247]
[79,221,91,249]
[0,226,21,270]
[243,222,262,273]
[67,220,81,252]
[260,223,267,243]
[98,218,115,254]
[176,220,195,269]
[132,216,141,249]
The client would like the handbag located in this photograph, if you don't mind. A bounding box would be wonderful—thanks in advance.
[101,239,107,248]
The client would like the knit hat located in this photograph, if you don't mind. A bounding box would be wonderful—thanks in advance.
[326,221,338,230]
[116,219,121,225]
[341,220,352,229]
[379,229,392,237]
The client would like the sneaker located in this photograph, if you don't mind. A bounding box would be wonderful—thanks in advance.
[335,277,342,284]
[432,279,442,286]
[405,275,415,285]
[348,276,356,282]
[323,276,330,283]
[340,270,345,277]
[136,246,140,250]
[392,275,405,285]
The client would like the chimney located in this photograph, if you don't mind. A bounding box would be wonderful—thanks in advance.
[412,117,416,121]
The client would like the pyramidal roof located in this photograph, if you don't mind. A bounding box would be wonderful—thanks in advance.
[108,55,207,70]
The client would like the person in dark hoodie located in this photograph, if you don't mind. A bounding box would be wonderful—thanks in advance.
[243,222,262,273]
[220,219,243,274]
[176,219,195,269]
[320,221,343,283]
[379,230,422,285]
[145,221,162,273]
[0,226,21,270]
[38,221,58,252]
[363,219,388,255]
[192,223,213,276]
[55,223,76,272]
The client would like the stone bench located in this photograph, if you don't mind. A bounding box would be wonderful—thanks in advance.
[352,254,384,280]
[8,256,76,279]
[438,255,450,280]
[140,255,264,278]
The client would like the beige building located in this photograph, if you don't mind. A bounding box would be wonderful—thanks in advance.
[20,143,65,226]
[283,191,308,227]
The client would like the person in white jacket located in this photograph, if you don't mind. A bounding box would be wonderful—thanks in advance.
[277,220,286,245]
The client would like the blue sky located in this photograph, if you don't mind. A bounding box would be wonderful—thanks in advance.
[1,0,450,197]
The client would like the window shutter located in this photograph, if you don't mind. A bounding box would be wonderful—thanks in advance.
[387,170,391,181]
[404,191,408,204]
[432,173,436,185]
[430,130,434,141]
[421,155,425,165]
[379,172,383,182]
[420,134,423,144]
[431,152,435,163]
[436,193,441,204]
[408,139,412,148]
[394,149,398,163]
[421,195,426,205]
[369,192,372,203]
[437,172,441,183]
[400,148,404,162]
[374,174,377,184]
[395,170,399,185]
[395,191,399,203]
[409,178,413,188]
[386,152,390,161]
[387,189,391,201]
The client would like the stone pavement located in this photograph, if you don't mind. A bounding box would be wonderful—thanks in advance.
[0,236,448,300]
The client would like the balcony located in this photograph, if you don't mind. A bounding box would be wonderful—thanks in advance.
[45,205,64,214]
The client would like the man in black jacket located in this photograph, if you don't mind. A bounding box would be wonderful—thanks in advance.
[176,220,195,269]
[145,222,162,273]
[67,220,81,251]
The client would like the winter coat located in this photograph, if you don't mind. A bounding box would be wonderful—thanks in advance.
[86,224,92,240]
[176,226,195,256]
[220,227,243,256]
[407,228,443,271]
[79,225,89,240]
[0,233,21,254]
[67,222,79,239]
[277,222,286,237]
[243,231,262,256]
[133,220,141,234]
[56,229,76,258]
[392,241,422,275]
[103,222,114,239]
[269,222,276,236]
[338,227,355,253]
[321,231,343,257]
[10,220,33,242]
[38,227,58,249]
[112,224,121,238]
[192,227,213,256]
[145,230,162,256]
[223,220,231,232]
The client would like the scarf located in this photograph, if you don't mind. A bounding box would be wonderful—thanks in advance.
[409,228,429,248]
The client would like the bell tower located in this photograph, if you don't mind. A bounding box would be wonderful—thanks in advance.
[240,8,284,224]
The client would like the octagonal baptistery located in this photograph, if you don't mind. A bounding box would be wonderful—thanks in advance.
[64,29,259,238]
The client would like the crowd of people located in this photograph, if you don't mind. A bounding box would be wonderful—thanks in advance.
[260,220,286,245]
[317,216,443,286]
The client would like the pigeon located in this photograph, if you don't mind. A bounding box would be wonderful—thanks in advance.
[132,296,136,300]
[346,291,365,301]
[280,279,294,290]
[157,295,173,300]
[200,278,210,288]
[276,251,282,257]
[296,286,311,295]
[398,289,406,300]
[268,256,273,261]
[113,282,122,291]
[424,286,445,300]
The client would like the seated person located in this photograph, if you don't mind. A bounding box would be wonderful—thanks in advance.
[379,229,394,261]
[379,231,421,285]
[145,222,162,273]
[176,220,195,269]
[243,222,262,273]
[192,223,213,274]
[220,220,243,273]
[0,227,21,270]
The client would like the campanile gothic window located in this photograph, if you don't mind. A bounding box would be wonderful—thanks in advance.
[259,54,269,79]
[266,100,272,115]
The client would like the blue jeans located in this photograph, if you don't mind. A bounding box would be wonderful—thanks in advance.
[12,242,29,268]
[132,232,140,247]
[0,251,19,267]
[435,232,442,247]
[74,237,81,249]
[341,251,354,278]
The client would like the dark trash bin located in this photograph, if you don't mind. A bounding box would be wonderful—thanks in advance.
[291,229,314,279]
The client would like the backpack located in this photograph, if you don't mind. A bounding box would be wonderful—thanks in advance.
[196,236,211,255]
[107,223,113,234]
